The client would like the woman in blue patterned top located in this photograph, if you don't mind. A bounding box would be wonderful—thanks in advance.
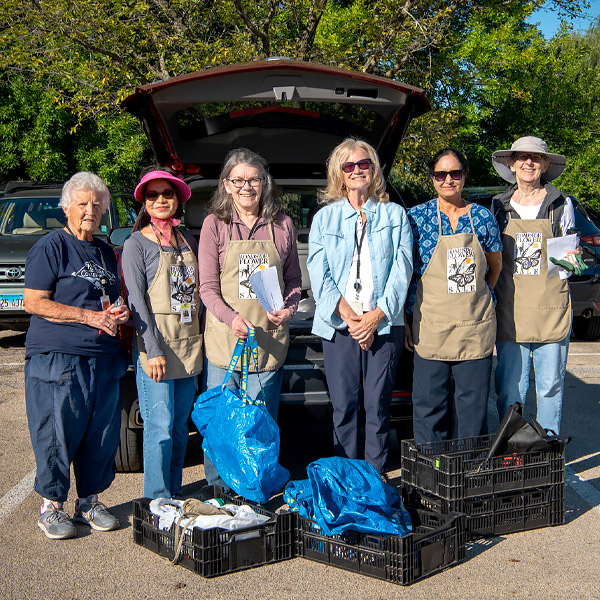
[405,148,502,444]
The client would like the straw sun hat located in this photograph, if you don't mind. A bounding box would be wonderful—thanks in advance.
[492,136,566,184]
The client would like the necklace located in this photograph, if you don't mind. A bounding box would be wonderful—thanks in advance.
[150,222,184,262]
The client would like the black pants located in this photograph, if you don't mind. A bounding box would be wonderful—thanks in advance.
[322,326,403,472]
[412,350,491,445]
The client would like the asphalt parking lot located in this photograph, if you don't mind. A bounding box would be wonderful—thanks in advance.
[0,330,598,600]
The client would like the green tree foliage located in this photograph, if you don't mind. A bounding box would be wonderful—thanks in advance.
[0,0,594,201]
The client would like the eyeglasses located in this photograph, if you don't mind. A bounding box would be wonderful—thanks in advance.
[341,159,372,173]
[227,177,264,188]
[432,170,464,182]
[146,189,176,201]
[515,153,544,163]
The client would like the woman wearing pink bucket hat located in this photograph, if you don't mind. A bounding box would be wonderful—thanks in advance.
[122,169,203,499]
[492,136,577,434]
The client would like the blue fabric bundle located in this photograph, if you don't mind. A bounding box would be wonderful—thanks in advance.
[284,456,412,536]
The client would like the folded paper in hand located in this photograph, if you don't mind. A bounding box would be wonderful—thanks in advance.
[249,266,284,312]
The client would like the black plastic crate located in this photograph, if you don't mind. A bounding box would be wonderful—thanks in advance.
[295,508,466,585]
[403,482,565,540]
[132,486,294,577]
[401,435,565,501]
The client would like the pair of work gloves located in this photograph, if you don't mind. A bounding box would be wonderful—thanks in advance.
[549,253,588,276]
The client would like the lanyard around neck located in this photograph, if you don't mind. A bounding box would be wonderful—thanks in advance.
[65,226,109,296]
[353,216,367,296]
[235,219,260,241]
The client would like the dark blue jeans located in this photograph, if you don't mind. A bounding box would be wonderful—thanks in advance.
[412,351,492,444]
[25,351,127,502]
[322,326,404,473]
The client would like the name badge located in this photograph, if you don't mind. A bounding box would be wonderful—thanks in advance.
[100,295,111,311]
[180,303,192,324]
[350,301,363,315]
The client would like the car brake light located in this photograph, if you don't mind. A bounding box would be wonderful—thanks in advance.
[580,235,600,246]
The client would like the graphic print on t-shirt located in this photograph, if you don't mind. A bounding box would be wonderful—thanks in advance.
[238,253,269,299]
[71,261,116,290]
[169,265,197,312]
[447,247,476,293]
[514,232,542,275]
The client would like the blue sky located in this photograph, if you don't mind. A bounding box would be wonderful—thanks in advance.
[529,0,600,37]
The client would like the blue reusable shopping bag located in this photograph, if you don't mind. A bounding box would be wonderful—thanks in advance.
[284,457,412,537]
[191,330,289,503]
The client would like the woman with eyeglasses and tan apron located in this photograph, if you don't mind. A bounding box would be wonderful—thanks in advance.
[405,148,502,444]
[492,137,578,434]
[198,148,302,489]
[122,170,203,499]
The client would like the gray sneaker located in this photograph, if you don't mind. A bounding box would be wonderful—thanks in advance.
[38,506,77,540]
[74,500,119,532]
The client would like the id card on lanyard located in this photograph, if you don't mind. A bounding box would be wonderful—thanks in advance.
[351,217,367,314]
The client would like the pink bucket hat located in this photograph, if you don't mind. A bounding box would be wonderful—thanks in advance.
[134,170,191,203]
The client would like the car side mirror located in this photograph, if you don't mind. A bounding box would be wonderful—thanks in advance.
[108,226,133,248]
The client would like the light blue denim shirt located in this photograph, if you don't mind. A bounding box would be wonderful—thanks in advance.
[307,197,413,340]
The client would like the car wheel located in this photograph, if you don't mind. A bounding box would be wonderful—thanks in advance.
[573,316,600,341]
[115,407,143,472]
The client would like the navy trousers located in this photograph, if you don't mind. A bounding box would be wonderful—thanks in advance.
[322,326,403,472]
[25,351,127,502]
[412,350,491,444]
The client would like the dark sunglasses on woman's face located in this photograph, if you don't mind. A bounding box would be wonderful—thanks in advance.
[432,170,464,182]
[146,189,176,201]
[341,158,372,173]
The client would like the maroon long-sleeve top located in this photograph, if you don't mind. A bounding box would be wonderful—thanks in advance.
[198,211,302,328]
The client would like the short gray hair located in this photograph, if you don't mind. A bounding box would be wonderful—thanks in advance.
[61,172,111,212]
[208,148,279,223]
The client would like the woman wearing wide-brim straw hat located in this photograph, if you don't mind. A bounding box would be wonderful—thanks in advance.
[492,136,579,434]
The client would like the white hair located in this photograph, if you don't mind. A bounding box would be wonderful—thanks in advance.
[61,172,111,212]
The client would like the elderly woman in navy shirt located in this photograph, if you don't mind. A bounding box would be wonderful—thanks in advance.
[405,148,502,444]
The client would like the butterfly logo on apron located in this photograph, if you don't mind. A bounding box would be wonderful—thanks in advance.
[238,253,269,299]
[447,247,477,293]
[169,265,197,312]
[514,232,543,275]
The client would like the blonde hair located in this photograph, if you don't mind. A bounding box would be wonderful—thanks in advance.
[318,138,388,205]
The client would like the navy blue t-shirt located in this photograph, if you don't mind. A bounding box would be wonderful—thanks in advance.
[25,229,125,358]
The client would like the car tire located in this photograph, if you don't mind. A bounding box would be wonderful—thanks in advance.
[115,407,143,472]
[573,316,600,341]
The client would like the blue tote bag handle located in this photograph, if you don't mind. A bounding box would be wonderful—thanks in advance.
[220,330,266,406]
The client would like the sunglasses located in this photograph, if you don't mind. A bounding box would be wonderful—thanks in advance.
[515,153,544,163]
[432,170,464,182]
[146,189,176,201]
[341,158,372,173]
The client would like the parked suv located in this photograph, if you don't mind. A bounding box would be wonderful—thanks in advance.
[0,182,137,331]
[114,59,430,471]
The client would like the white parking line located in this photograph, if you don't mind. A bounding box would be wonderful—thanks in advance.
[569,353,600,356]
[0,470,35,525]
[565,465,600,517]
[0,363,25,367]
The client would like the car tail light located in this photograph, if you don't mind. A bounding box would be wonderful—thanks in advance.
[580,235,600,246]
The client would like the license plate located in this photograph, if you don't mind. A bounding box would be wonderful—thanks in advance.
[0,294,24,311]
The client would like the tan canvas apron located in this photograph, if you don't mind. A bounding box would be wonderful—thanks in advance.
[495,213,571,343]
[204,223,289,372]
[136,231,203,379]
[413,201,496,361]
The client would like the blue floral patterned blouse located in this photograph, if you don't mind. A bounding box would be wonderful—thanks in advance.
[405,199,502,314]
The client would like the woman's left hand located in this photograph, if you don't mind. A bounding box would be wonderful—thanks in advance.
[267,308,292,327]
[109,303,130,323]
[347,307,384,343]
